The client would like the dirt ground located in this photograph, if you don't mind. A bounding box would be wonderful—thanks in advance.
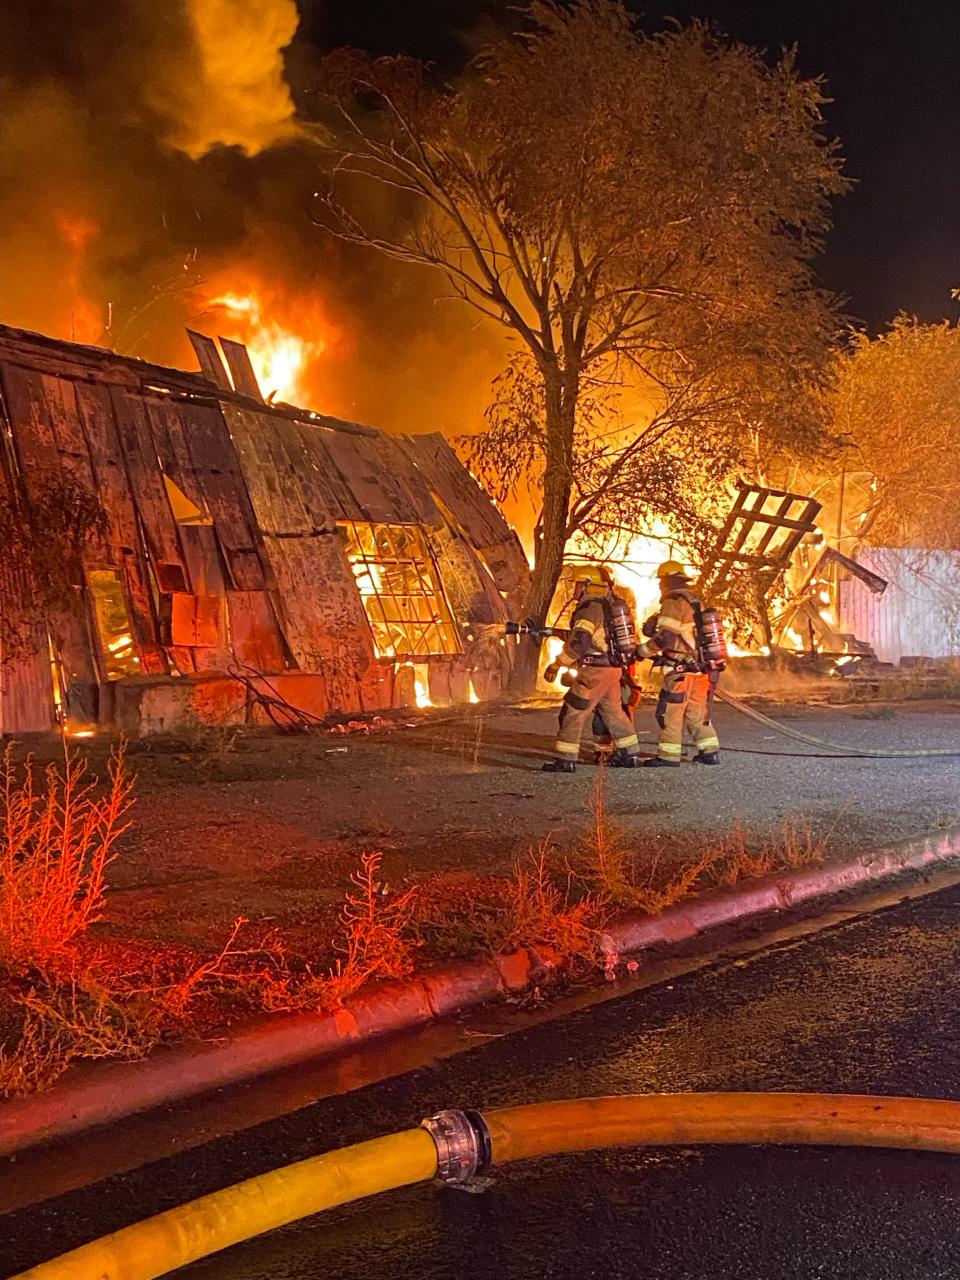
[33,692,960,964]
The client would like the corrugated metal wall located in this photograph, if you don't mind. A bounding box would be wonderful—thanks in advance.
[839,548,960,663]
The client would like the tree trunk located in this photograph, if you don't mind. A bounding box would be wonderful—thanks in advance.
[509,363,576,694]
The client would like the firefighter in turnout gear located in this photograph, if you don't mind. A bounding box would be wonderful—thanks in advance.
[638,560,721,768]
[542,566,641,773]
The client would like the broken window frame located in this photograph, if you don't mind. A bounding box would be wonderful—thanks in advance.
[338,521,462,658]
[85,567,142,679]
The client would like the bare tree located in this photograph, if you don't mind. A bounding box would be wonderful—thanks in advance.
[313,0,847,685]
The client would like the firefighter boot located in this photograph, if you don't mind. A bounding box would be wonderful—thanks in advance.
[643,757,680,768]
[609,748,640,768]
[693,751,720,765]
[542,758,576,773]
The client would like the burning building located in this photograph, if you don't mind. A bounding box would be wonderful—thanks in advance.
[0,323,529,736]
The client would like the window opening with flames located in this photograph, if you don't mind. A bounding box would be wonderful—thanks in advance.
[86,569,140,679]
[339,522,461,658]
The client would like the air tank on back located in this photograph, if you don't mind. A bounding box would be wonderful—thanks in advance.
[605,595,637,665]
[698,606,728,670]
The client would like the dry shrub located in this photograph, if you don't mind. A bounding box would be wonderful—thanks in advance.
[500,844,602,966]
[583,771,722,913]
[773,816,825,870]
[0,980,156,1099]
[707,820,774,889]
[0,745,133,970]
[141,917,296,1021]
[305,851,421,1009]
[413,870,514,957]
[414,852,603,971]
[581,769,632,903]
[707,816,824,888]
[585,773,824,909]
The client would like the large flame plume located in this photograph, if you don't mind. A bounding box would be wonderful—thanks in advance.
[0,0,505,433]
[200,275,336,406]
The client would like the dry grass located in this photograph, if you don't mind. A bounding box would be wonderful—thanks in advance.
[584,774,826,910]
[500,844,603,964]
[0,744,132,969]
[0,749,827,1100]
[582,770,723,913]
[0,978,158,1098]
[413,847,603,970]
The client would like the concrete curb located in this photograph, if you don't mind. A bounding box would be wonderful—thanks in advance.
[4,828,960,1158]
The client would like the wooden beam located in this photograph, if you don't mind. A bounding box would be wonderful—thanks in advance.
[186,330,231,390]
[218,338,264,403]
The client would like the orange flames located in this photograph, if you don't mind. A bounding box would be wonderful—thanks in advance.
[54,212,102,344]
[202,283,332,407]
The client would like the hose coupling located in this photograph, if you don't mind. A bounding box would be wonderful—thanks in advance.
[421,1108,492,1184]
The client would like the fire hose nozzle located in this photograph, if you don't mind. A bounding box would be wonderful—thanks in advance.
[504,622,569,639]
[421,1109,492,1184]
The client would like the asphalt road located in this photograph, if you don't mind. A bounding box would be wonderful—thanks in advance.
[9,881,960,1278]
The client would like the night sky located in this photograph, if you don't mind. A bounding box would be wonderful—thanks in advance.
[303,0,960,331]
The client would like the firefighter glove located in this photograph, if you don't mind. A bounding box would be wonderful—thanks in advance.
[543,662,561,683]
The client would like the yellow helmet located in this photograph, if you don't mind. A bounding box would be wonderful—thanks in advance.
[656,559,689,580]
[573,564,612,594]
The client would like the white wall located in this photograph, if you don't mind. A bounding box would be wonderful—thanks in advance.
[840,548,960,664]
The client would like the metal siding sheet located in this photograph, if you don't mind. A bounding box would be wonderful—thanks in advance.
[839,548,960,663]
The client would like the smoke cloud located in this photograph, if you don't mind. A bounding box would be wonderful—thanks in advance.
[0,1,506,436]
[148,0,302,158]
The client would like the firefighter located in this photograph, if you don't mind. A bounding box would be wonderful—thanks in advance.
[638,560,721,768]
[541,566,641,773]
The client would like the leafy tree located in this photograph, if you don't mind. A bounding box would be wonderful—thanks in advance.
[314,0,846,684]
[830,317,960,547]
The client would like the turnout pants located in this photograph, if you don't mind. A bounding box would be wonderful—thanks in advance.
[656,670,720,762]
[555,666,640,761]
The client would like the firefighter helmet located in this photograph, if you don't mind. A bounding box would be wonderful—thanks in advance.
[656,559,689,581]
[574,564,613,588]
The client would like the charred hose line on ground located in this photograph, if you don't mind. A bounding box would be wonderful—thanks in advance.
[16,1092,960,1280]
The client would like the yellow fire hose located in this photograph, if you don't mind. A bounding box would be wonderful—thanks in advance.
[16,1092,960,1280]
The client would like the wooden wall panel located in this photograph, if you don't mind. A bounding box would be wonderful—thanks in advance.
[224,405,314,536]
[0,364,61,475]
[400,433,531,616]
[75,382,167,674]
[322,433,424,524]
[0,447,55,732]
[264,533,388,711]
[227,591,287,673]
[276,422,346,528]
[109,387,188,580]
